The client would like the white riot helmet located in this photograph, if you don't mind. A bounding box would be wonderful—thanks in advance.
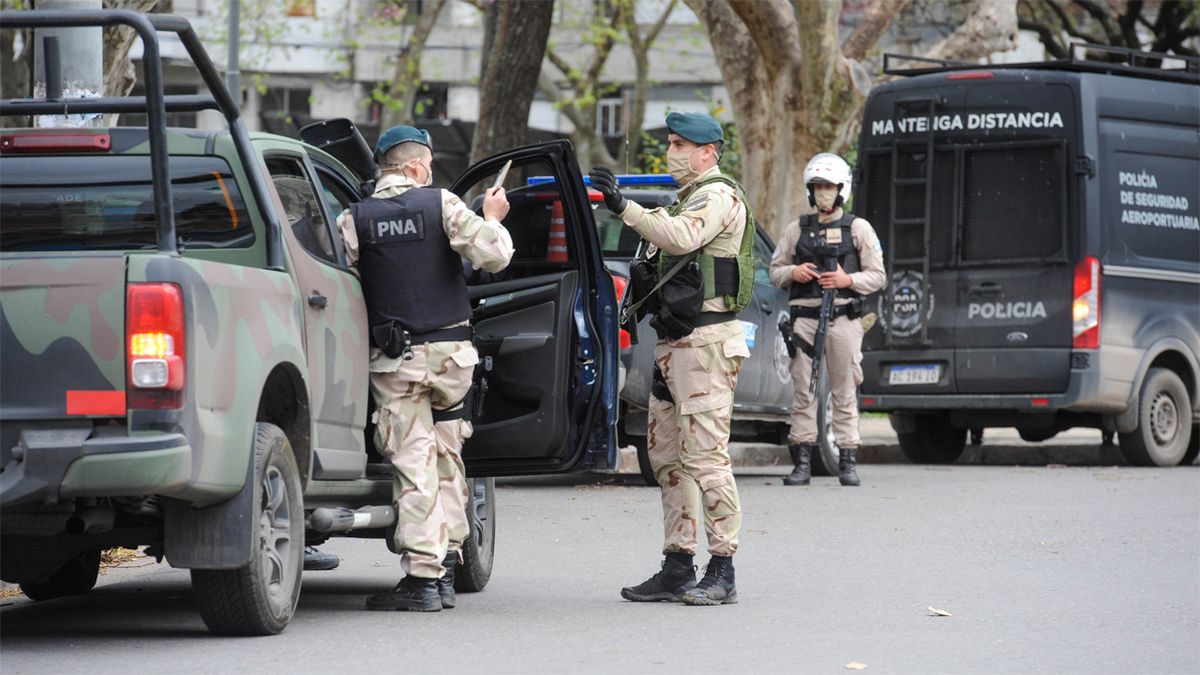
[803,152,852,209]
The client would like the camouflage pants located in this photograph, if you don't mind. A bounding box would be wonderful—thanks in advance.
[788,314,865,447]
[370,340,477,579]
[647,337,747,557]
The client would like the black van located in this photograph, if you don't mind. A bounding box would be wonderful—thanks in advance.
[856,45,1199,467]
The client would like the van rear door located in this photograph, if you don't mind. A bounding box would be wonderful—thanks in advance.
[953,140,1073,393]
[859,76,1078,396]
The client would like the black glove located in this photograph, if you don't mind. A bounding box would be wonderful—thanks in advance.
[588,166,628,214]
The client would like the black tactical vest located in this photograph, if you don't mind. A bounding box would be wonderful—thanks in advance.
[790,212,861,300]
[351,188,471,334]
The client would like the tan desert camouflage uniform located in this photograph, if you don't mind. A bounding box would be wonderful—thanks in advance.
[768,209,886,448]
[337,173,513,579]
[619,165,750,556]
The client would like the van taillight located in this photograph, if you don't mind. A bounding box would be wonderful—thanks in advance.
[1072,256,1100,349]
[611,273,632,350]
[127,283,185,409]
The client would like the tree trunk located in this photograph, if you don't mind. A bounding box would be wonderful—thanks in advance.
[1,20,31,128]
[470,0,554,164]
[100,0,160,126]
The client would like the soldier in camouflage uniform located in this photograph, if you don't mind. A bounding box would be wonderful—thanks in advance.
[590,112,750,606]
[336,126,513,611]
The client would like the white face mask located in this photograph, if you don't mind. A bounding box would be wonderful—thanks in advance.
[667,147,703,185]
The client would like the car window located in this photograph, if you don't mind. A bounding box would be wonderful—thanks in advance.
[753,231,774,286]
[266,156,338,265]
[460,159,581,283]
[594,205,643,258]
[0,154,254,252]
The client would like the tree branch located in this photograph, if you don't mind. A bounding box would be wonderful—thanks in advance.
[842,0,911,61]
[921,0,1019,63]
[725,0,800,78]
[1116,0,1142,49]
[1071,0,1121,45]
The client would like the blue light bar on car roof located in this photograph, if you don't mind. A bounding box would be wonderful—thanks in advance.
[526,174,678,187]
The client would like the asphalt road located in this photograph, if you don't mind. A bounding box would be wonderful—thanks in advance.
[2,461,1197,674]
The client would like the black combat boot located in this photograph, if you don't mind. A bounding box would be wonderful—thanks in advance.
[303,545,340,571]
[365,575,441,612]
[839,447,861,486]
[681,555,737,606]
[782,444,812,486]
[620,553,696,602]
[437,553,457,609]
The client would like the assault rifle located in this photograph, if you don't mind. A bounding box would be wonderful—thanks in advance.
[809,242,841,394]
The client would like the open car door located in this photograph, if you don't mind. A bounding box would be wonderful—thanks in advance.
[450,140,618,476]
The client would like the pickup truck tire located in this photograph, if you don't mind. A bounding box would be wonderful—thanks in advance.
[898,414,966,464]
[455,477,495,593]
[1119,368,1193,467]
[192,423,303,635]
[19,549,100,601]
[811,369,839,477]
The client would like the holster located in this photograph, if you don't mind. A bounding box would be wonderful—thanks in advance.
[370,321,411,359]
[627,257,660,321]
[778,313,796,359]
[651,364,674,404]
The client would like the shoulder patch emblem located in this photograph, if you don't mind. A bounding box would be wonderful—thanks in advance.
[682,194,709,212]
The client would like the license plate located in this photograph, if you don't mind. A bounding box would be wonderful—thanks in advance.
[888,364,940,385]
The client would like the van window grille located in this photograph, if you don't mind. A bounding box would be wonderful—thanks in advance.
[862,144,1064,266]
[961,145,1064,261]
[862,150,953,266]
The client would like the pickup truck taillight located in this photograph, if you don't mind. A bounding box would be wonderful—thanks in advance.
[1072,256,1100,349]
[127,283,185,409]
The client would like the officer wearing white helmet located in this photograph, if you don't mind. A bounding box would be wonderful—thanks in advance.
[768,153,885,486]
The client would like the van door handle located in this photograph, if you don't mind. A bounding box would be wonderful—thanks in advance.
[308,293,328,309]
[967,283,1002,297]
[759,302,774,314]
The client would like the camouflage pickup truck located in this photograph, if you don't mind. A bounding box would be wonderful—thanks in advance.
[0,11,618,635]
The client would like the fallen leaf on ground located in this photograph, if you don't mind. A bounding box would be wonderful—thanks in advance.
[928,606,952,617]
[845,662,867,670]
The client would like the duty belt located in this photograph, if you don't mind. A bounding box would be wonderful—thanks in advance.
[692,311,737,327]
[408,324,473,344]
[792,304,857,320]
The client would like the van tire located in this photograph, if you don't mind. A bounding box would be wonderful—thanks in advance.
[455,478,495,593]
[1119,368,1193,467]
[898,414,966,464]
[19,549,100,601]
[192,423,303,635]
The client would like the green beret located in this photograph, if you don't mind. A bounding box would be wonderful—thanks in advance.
[375,125,432,160]
[666,111,724,145]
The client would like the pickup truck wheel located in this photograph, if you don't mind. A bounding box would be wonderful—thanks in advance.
[454,477,495,593]
[898,414,966,464]
[811,369,839,477]
[19,549,100,601]
[192,423,303,635]
[1119,368,1193,467]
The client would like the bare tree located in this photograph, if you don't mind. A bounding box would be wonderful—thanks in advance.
[682,0,1019,238]
[1018,0,1199,61]
[623,0,679,169]
[470,0,555,163]
[370,0,449,129]
[536,0,628,170]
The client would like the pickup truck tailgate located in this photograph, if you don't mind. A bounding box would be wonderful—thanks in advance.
[0,255,127,427]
